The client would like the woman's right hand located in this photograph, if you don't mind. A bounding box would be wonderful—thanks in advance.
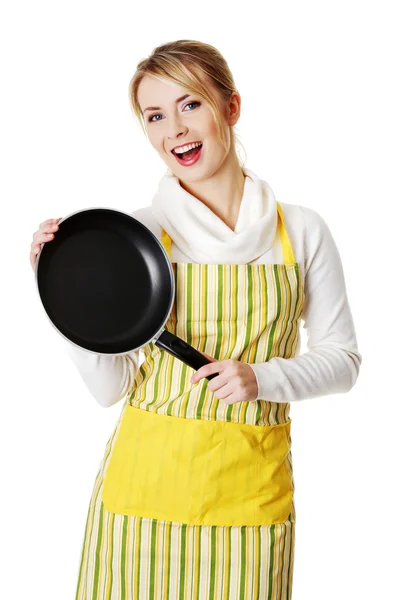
[30,217,63,272]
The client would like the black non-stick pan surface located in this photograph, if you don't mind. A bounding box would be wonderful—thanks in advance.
[35,208,216,380]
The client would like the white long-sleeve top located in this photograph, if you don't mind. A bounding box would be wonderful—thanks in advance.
[63,168,361,408]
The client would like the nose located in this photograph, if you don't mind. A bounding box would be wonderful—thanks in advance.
[166,114,188,140]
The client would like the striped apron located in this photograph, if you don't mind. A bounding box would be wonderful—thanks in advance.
[75,202,304,599]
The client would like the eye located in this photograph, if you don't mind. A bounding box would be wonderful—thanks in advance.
[184,101,200,111]
[148,113,163,123]
[147,101,200,123]
[147,113,160,123]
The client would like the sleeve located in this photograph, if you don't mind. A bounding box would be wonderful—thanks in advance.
[64,342,142,408]
[248,206,362,403]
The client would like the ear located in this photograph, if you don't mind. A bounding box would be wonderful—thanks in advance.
[227,92,241,127]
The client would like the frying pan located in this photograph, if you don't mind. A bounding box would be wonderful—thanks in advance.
[35,207,217,381]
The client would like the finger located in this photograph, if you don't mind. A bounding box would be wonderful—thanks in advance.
[37,223,60,242]
[38,219,54,229]
[39,217,62,230]
[207,372,231,393]
[212,380,235,399]
[29,244,43,271]
[221,392,236,405]
[33,231,56,245]
[30,218,62,272]
[191,360,229,383]
[39,220,61,234]
[30,240,45,267]
[30,229,56,269]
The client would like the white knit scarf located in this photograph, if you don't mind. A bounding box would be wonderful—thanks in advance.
[151,166,278,264]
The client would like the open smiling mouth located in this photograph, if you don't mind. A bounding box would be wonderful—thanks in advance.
[172,143,203,166]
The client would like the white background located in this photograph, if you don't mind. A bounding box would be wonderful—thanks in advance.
[2,0,399,598]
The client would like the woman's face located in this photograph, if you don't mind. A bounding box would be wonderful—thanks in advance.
[137,74,240,183]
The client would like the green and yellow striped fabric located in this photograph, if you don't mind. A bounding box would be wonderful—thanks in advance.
[75,202,303,599]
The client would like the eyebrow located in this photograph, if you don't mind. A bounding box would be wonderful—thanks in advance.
[142,94,191,114]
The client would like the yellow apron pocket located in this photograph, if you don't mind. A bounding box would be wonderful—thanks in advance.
[102,405,293,526]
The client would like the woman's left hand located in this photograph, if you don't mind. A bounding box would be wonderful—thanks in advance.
[190,351,259,404]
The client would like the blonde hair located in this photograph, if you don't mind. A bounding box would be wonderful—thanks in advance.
[128,39,247,166]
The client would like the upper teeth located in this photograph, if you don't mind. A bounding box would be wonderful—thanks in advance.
[174,142,202,154]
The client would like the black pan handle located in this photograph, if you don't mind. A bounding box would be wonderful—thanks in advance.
[155,330,218,381]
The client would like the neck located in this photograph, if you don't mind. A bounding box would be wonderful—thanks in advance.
[177,144,246,233]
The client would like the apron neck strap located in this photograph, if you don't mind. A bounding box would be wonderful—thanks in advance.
[276,202,295,264]
[160,201,295,265]
[161,227,172,260]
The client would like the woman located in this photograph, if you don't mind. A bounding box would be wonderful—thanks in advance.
[30,40,362,600]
